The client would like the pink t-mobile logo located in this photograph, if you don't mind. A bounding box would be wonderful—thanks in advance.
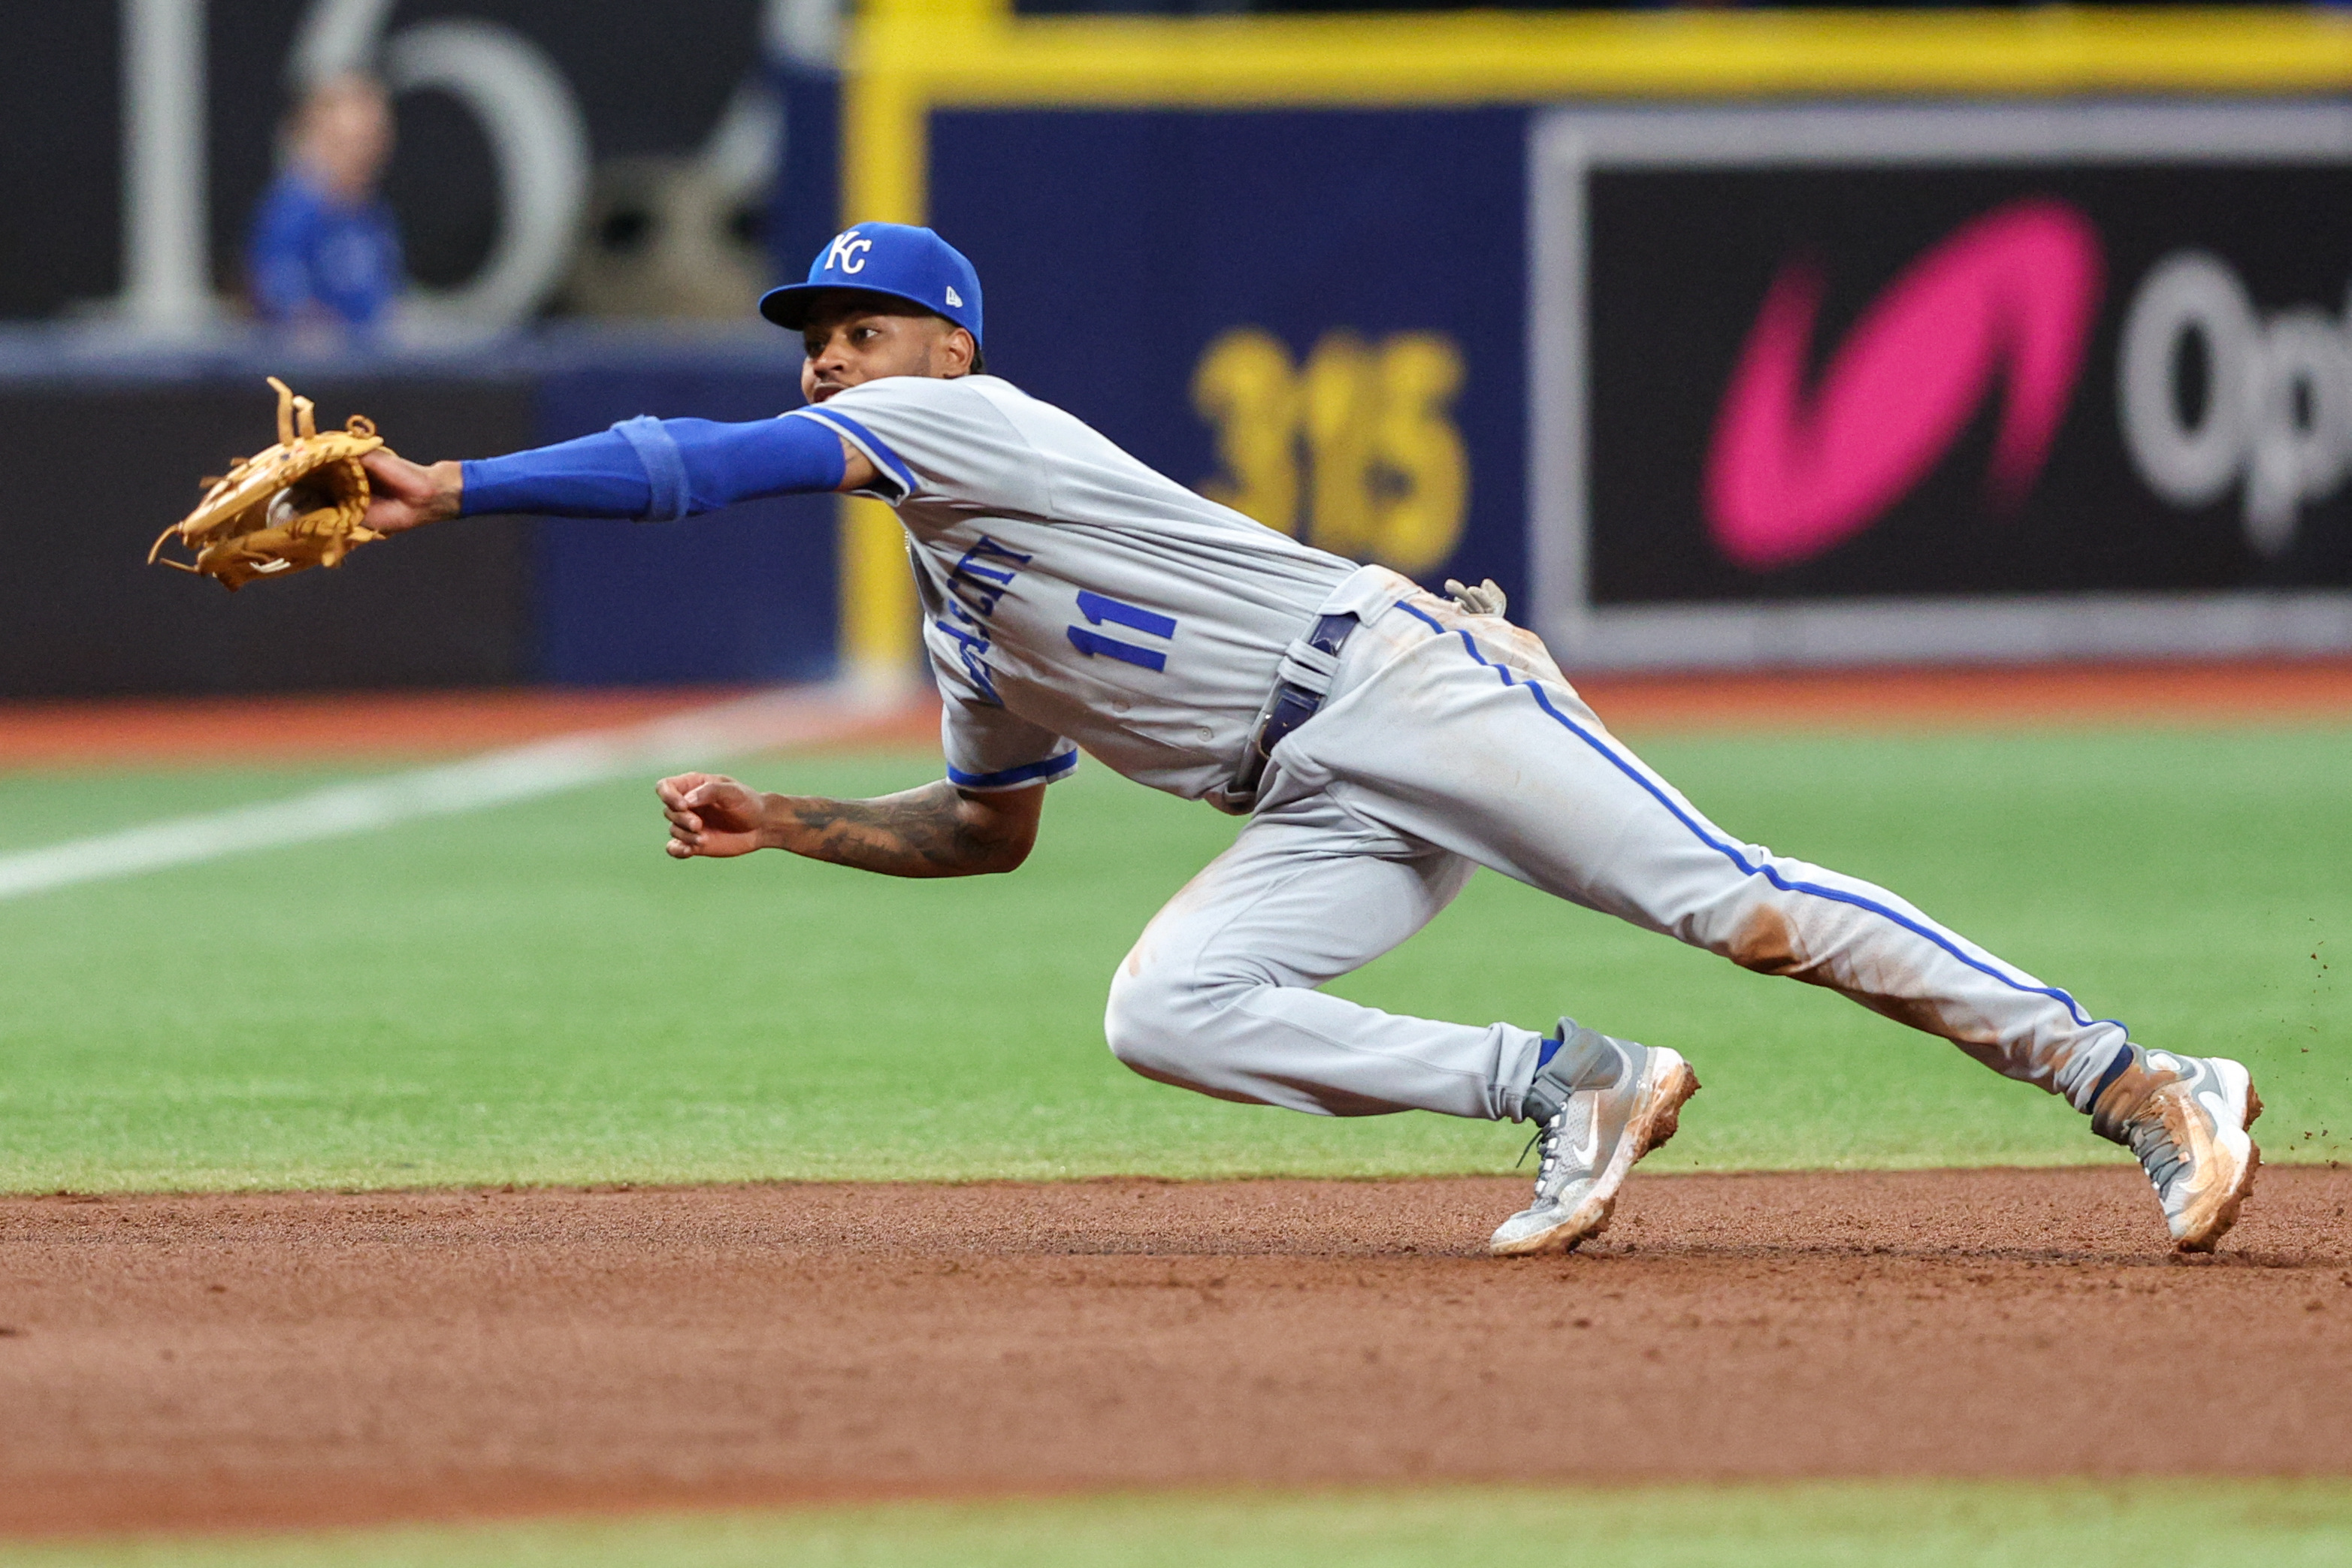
[1703,198,2105,570]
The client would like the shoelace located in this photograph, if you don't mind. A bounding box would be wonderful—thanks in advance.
[1516,1115,1563,1184]
[2127,1111,2190,1198]
[2115,1071,2208,1201]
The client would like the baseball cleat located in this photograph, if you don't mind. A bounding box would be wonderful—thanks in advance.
[1490,1038,1698,1257]
[2090,1048,2263,1252]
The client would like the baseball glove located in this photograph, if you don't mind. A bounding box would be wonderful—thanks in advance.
[148,376,386,591]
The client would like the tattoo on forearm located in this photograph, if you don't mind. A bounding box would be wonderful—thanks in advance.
[782,782,1017,878]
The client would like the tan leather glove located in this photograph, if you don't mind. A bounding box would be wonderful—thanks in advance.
[150,376,387,591]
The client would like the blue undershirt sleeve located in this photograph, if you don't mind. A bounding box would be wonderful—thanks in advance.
[663,416,849,515]
[457,415,849,521]
[458,430,653,519]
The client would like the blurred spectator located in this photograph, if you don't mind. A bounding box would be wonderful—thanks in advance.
[246,74,403,337]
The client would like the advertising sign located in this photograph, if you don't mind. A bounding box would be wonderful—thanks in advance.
[1531,104,2352,666]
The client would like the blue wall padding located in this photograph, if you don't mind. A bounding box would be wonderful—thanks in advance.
[769,59,842,288]
[928,107,1529,602]
[532,367,839,685]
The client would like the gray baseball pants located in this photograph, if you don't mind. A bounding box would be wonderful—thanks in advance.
[1103,585,2130,1122]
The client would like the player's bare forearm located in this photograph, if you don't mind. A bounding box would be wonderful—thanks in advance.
[658,772,1041,877]
[772,781,1038,877]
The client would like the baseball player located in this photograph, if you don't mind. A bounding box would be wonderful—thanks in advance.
[359,222,2262,1255]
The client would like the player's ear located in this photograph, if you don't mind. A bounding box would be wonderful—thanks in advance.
[941,324,977,378]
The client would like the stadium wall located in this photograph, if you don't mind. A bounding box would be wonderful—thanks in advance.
[0,354,835,697]
[837,0,2352,681]
[11,5,2352,694]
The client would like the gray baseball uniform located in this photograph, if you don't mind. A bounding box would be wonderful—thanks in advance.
[790,372,2133,1125]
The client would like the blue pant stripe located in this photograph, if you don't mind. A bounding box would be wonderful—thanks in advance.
[1392,600,2121,1035]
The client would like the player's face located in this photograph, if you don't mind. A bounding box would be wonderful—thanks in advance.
[799,298,972,403]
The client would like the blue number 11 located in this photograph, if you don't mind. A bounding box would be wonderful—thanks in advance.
[1066,591,1176,672]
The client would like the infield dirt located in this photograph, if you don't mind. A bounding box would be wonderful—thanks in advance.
[5,1167,2349,1538]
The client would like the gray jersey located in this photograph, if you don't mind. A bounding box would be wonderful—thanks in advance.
[788,373,1404,801]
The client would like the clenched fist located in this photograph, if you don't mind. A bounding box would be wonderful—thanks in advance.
[656,772,775,859]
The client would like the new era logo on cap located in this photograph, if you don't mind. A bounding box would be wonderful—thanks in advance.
[945,286,963,307]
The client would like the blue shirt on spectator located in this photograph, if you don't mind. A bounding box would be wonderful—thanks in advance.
[246,168,403,330]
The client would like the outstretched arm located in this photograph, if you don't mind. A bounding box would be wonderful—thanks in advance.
[655,772,1042,878]
[358,416,881,535]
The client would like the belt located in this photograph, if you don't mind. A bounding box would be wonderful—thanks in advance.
[1224,610,1359,807]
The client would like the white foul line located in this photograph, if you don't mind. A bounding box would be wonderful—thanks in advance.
[0,685,908,903]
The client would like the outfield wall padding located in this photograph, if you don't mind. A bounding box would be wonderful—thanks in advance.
[0,356,834,698]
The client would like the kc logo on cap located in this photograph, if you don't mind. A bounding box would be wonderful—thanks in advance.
[825,230,873,275]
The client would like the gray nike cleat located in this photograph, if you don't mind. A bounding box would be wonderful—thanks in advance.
[2087,1047,2263,1252]
[1490,1021,1700,1258]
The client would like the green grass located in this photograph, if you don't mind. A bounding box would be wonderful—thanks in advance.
[9,1481,2352,1568]
[1,724,2347,1193]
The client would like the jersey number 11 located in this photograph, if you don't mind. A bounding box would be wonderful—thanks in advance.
[1066,591,1176,673]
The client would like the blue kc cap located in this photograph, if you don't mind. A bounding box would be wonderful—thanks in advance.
[759,223,984,345]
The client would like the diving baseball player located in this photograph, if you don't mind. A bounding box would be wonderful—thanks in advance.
[358,223,2263,1255]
